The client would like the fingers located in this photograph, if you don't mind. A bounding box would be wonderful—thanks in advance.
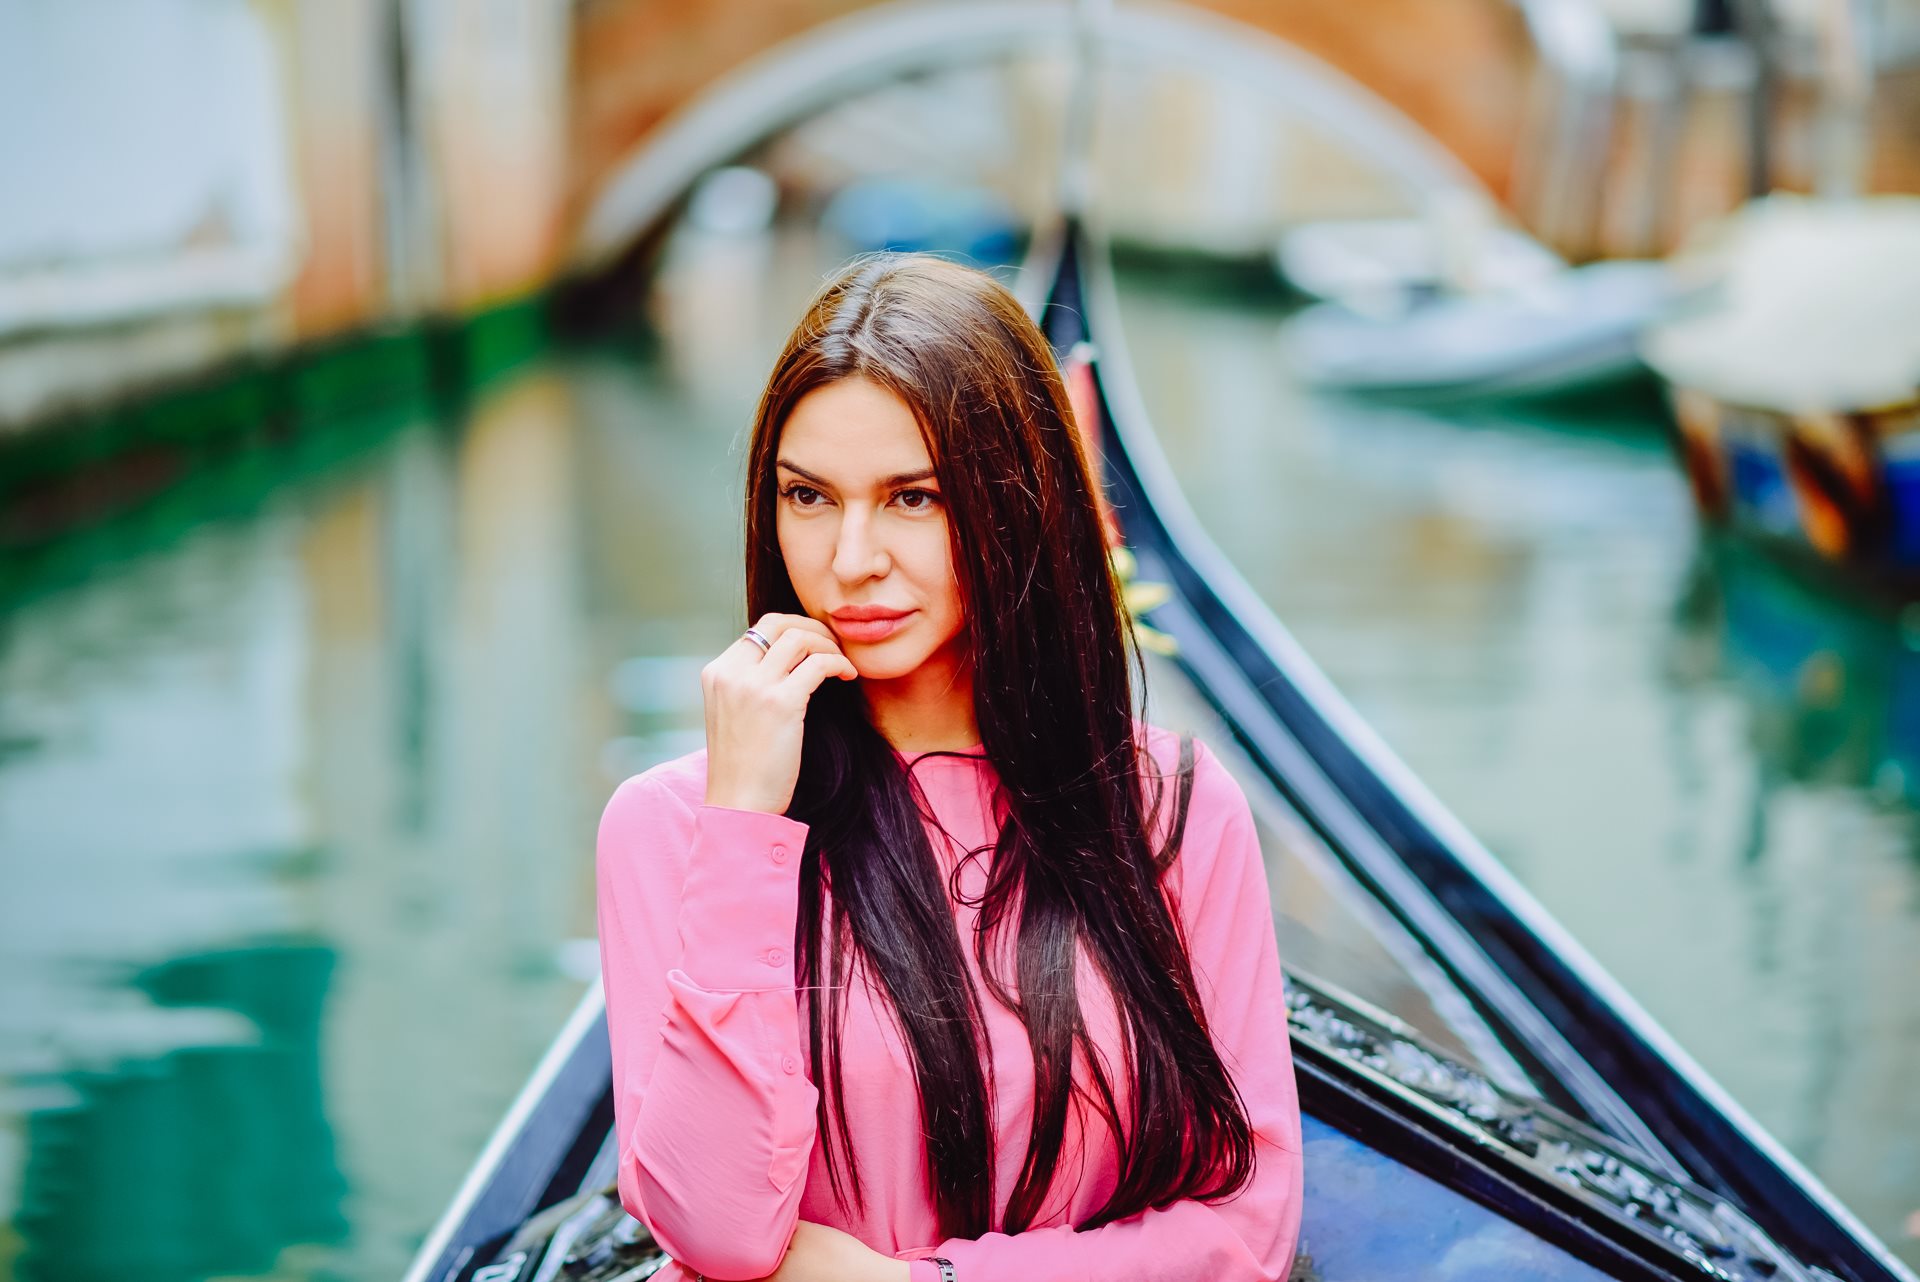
[782,650,859,696]
[753,612,837,646]
[707,615,852,711]
[758,625,844,678]
[726,612,837,661]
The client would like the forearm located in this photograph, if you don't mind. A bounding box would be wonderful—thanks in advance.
[599,784,818,1280]
[624,977,816,1276]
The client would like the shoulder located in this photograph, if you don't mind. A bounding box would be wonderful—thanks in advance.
[629,746,711,808]
[1132,719,1246,823]
[596,747,710,851]
[1132,720,1261,901]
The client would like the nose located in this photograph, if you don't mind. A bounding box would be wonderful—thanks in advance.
[831,503,890,582]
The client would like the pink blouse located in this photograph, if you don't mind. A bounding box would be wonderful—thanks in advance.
[594,722,1303,1282]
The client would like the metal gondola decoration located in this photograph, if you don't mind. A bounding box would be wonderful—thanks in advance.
[405,972,1845,1282]
[402,229,1913,1282]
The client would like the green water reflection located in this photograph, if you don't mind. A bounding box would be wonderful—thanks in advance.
[15,945,347,1282]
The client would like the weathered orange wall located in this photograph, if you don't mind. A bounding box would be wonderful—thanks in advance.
[415,1,574,310]
[569,0,882,226]
[275,0,390,341]
[1185,0,1528,199]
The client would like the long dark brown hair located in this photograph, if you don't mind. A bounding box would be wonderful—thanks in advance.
[742,253,1254,1240]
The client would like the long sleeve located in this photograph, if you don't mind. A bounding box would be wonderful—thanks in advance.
[900,740,1304,1282]
[595,770,820,1280]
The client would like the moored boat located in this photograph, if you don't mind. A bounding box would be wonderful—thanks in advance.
[1278,256,1682,403]
[1644,196,1920,595]
[402,227,1913,1282]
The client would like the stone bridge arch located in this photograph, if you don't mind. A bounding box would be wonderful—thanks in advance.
[564,0,1526,268]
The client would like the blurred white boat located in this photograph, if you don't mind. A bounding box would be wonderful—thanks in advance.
[1274,214,1565,308]
[1279,255,1685,401]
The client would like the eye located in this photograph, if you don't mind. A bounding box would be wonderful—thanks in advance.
[895,488,941,512]
[780,483,827,508]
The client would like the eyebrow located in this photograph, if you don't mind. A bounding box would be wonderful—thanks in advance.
[775,459,938,489]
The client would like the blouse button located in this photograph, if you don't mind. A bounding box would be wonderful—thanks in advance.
[771,843,789,865]
[782,1054,800,1075]
[765,947,786,968]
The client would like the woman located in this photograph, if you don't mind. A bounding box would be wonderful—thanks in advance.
[595,253,1303,1282]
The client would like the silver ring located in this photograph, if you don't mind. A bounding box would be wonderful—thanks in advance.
[742,626,772,654]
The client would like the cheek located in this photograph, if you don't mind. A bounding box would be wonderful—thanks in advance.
[918,531,965,628]
[776,520,821,603]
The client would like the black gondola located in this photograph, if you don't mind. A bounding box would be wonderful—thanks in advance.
[403,228,1913,1282]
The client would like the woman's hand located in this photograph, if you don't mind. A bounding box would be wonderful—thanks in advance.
[702,613,857,815]
[752,1221,912,1282]
[660,1223,908,1282]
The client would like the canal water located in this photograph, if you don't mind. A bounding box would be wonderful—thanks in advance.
[1113,267,1920,1262]
[5,131,1918,1282]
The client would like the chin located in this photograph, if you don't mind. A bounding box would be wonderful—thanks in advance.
[848,648,930,681]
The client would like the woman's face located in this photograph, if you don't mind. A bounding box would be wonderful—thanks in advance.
[774,376,967,682]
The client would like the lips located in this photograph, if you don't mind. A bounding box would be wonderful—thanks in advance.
[830,607,915,642]
[832,606,912,622]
